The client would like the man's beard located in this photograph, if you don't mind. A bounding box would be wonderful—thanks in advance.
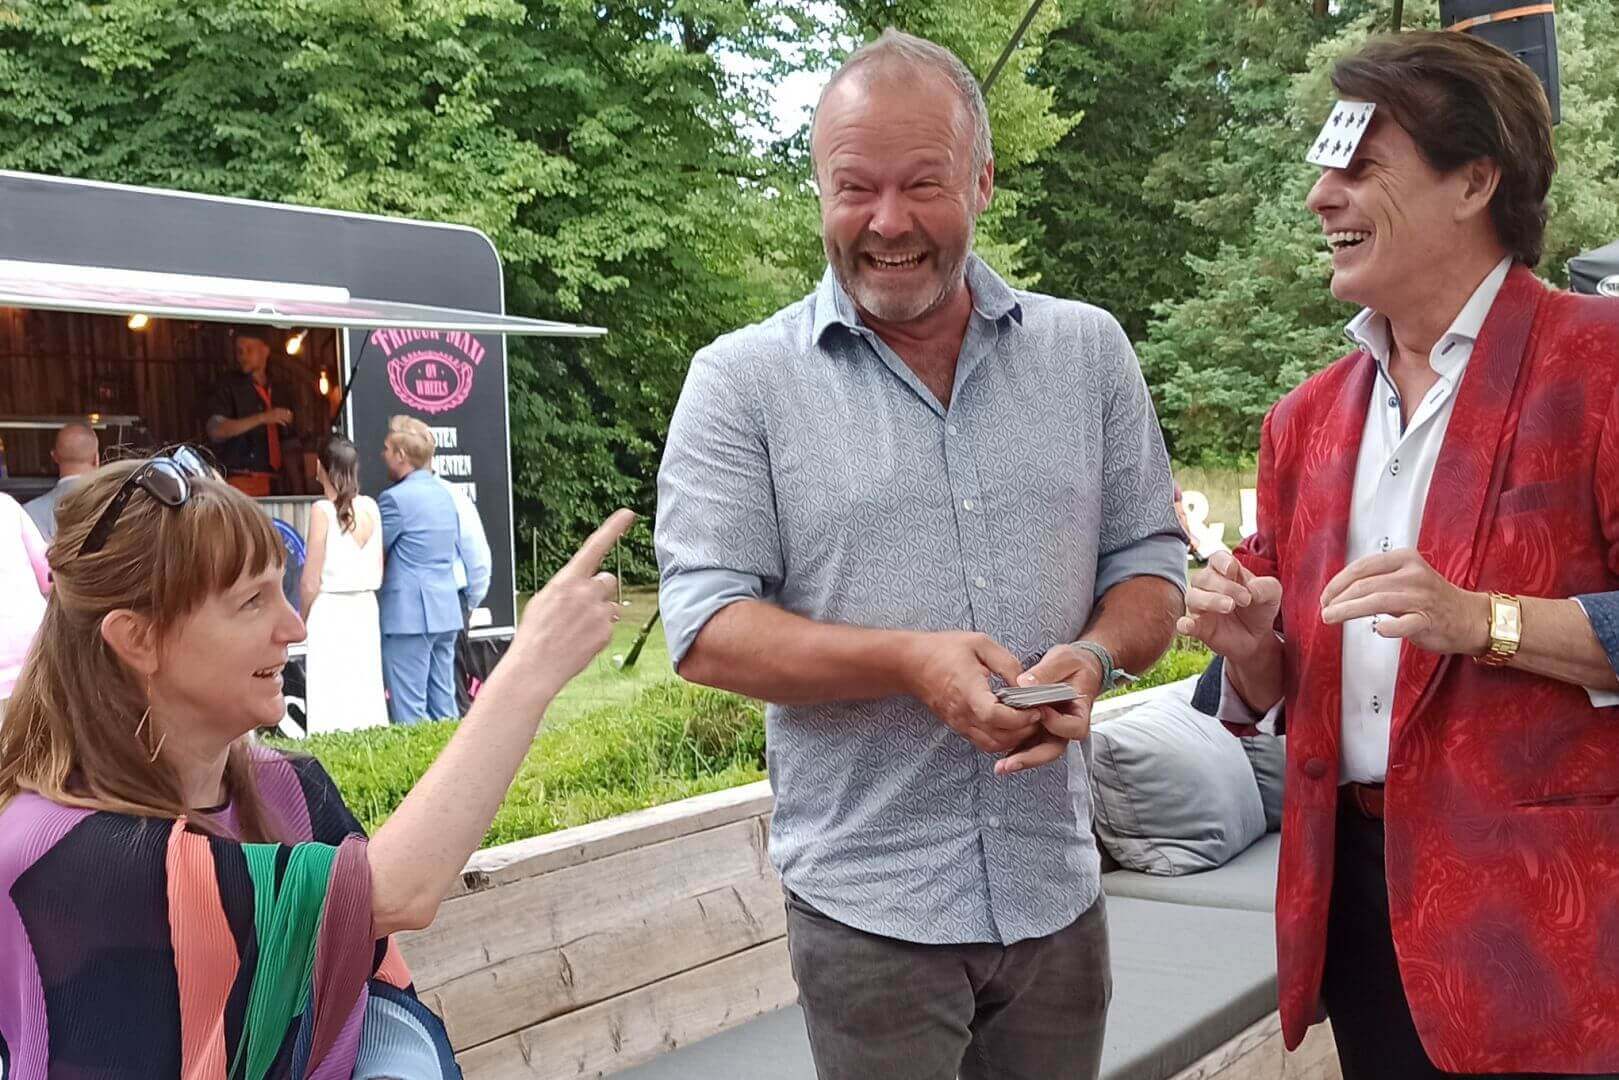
[829,224,974,324]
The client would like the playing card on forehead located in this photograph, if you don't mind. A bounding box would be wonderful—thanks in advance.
[996,683,1081,710]
[1306,100,1376,169]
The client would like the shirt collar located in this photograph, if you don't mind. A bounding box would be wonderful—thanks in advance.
[1344,256,1514,379]
[811,254,1024,345]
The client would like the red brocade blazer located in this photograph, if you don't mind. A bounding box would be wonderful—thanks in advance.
[1229,266,1619,1073]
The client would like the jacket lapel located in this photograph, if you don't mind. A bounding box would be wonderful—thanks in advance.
[1289,355,1375,754]
[1395,265,1545,725]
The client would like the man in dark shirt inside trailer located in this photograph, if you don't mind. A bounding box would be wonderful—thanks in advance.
[206,326,293,497]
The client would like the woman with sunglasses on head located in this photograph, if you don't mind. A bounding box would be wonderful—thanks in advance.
[300,434,388,734]
[0,454,633,1078]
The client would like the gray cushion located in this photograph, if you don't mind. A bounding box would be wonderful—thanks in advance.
[615,1005,817,1079]
[1102,897,1279,1080]
[1103,832,1280,912]
[616,898,1279,1080]
[1243,734,1286,832]
[1090,684,1266,875]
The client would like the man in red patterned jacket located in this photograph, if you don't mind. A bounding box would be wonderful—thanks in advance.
[1181,31,1619,1080]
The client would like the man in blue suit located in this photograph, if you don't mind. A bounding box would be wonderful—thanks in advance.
[377,415,463,723]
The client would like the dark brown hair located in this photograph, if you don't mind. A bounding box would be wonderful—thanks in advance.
[1332,30,1555,266]
[318,433,361,533]
[0,461,287,842]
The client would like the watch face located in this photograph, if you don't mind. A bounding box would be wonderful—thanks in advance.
[1494,602,1521,640]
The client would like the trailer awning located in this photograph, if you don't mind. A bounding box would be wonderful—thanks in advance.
[0,259,605,336]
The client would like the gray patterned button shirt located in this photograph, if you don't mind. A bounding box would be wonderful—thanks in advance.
[656,256,1186,945]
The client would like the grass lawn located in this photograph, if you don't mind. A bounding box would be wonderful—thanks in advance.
[280,588,1211,847]
[287,679,765,846]
[526,586,673,728]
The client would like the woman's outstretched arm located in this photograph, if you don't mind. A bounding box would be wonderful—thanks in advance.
[366,509,634,935]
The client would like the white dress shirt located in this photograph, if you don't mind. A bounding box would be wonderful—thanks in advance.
[1333,257,1509,782]
[1220,257,1615,782]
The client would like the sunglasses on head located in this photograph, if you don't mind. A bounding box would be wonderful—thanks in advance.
[77,446,218,558]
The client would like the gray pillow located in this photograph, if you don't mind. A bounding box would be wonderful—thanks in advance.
[1243,734,1286,832]
[1090,686,1266,876]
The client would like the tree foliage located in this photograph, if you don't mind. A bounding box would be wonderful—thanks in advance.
[1004,0,1232,339]
[0,0,1611,563]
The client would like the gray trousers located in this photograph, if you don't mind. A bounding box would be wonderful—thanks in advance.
[785,891,1111,1080]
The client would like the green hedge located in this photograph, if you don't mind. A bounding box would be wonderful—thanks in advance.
[1100,639,1212,699]
[275,681,766,846]
[287,644,1212,848]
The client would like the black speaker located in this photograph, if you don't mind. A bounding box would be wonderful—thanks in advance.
[1440,1,1561,124]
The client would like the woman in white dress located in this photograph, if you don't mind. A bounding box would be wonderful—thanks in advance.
[298,435,388,733]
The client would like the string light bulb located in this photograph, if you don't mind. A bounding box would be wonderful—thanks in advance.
[127,313,149,330]
[286,330,307,355]
[318,369,330,395]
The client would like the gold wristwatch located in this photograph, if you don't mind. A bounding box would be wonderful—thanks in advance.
[1475,593,1522,667]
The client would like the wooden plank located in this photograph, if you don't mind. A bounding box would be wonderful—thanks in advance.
[454,939,798,1079]
[1169,1013,1283,1080]
[400,814,773,987]
[1167,1012,1340,1080]
[447,781,775,898]
[1282,1022,1340,1080]
[421,874,786,1051]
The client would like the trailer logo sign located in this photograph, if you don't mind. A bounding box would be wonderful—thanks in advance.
[372,329,487,414]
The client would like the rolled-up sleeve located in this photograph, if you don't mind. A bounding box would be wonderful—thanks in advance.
[660,568,765,668]
[1093,316,1188,598]
[655,344,784,670]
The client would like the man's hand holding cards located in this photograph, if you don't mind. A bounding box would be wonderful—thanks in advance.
[995,683,1081,709]
[992,640,1129,776]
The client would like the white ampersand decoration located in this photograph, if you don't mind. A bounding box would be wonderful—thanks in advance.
[1179,490,1228,559]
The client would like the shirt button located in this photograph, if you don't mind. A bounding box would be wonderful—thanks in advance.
[1387,395,1399,408]
[987,816,1001,829]
[962,498,975,512]
[974,576,988,589]
[1371,695,1381,713]
[947,423,959,436]
[1304,758,1329,780]
[1389,459,1401,477]
[1379,537,1391,552]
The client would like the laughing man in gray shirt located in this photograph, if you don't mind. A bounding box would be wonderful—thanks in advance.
[655,29,1186,1080]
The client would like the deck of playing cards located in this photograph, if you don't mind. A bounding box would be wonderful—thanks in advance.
[996,683,1081,710]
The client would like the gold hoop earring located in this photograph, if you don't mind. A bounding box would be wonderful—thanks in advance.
[134,694,166,764]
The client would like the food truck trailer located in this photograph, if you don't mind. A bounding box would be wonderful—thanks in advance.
[0,169,604,731]
[1571,241,1619,297]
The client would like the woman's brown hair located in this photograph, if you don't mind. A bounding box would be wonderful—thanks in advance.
[1332,30,1556,267]
[0,459,290,842]
[319,434,362,533]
